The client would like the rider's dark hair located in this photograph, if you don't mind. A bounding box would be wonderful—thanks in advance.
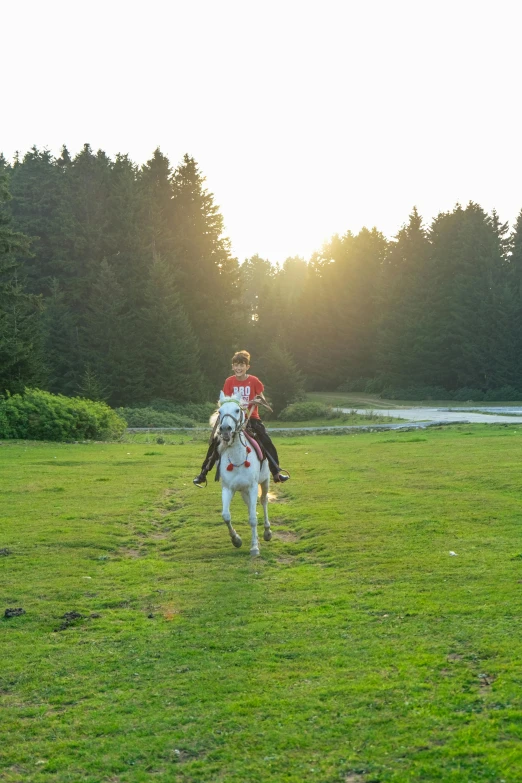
[231,350,250,364]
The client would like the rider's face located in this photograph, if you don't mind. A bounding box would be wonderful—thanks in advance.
[232,362,249,380]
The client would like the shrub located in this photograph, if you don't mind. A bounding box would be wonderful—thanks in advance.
[145,399,215,420]
[337,378,367,392]
[483,386,522,402]
[117,399,216,428]
[0,389,126,441]
[381,385,453,401]
[452,387,486,402]
[364,377,387,394]
[279,401,343,421]
[116,407,196,428]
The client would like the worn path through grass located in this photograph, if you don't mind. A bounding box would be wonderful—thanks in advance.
[1,426,522,782]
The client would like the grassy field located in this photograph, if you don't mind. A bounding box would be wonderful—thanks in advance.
[266,411,401,428]
[306,391,522,409]
[2,425,522,782]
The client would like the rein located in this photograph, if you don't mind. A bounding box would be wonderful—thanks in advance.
[218,397,272,434]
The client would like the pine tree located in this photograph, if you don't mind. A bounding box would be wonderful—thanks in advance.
[62,144,113,308]
[105,154,143,303]
[0,173,44,394]
[170,154,241,387]
[8,146,67,293]
[238,255,276,356]
[42,278,82,395]
[239,255,274,321]
[292,228,387,389]
[285,252,335,388]
[256,346,305,415]
[420,203,509,390]
[506,210,522,388]
[77,363,109,401]
[138,148,176,261]
[377,207,430,387]
[140,255,205,402]
[83,259,142,405]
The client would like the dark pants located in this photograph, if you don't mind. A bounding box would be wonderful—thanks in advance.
[199,418,281,478]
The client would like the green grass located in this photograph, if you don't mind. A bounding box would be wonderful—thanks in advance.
[446,408,522,417]
[307,391,522,409]
[268,412,400,427]
[2,425,522,781]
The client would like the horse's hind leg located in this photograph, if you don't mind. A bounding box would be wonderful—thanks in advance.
[222,487,242,548]
[260,478,271,541]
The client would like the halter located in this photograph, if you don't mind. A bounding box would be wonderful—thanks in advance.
[218,398,247,436]
[217,399,252,470]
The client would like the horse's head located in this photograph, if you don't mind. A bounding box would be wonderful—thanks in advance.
[217,391,245,444]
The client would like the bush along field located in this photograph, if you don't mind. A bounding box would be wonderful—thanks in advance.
[0,389,126,441]
[2,424,522,782]
[117,401,216,429]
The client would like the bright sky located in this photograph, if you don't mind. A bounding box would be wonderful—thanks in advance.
[4,0,522,264]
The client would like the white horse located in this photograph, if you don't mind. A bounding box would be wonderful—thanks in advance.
[213,391,271,556]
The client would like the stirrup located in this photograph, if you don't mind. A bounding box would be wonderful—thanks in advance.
[273,469,290,483]
[193,475,208,488]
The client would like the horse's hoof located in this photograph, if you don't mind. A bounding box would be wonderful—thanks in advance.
[250,547,260,557]
[232,535,242,548]
[263,529,272,541]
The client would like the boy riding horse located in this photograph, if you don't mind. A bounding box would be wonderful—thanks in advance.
[193,350,290,487]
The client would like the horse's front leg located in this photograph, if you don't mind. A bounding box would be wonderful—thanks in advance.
[222,486,242,548]
[260,478,271,541]
[247,487,260,556]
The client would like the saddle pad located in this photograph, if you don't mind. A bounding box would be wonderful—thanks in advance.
[245,431,264,462]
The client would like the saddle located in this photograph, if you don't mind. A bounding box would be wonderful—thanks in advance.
[244,430,265,462]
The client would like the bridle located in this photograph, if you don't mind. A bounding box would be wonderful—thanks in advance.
[218,399,248,443]
[215,395,273,443]
[220,408,245,435]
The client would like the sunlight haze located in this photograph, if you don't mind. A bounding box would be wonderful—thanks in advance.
[4,0,522,263]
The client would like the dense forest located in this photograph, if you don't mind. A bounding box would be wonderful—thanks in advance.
[2,144,522,406]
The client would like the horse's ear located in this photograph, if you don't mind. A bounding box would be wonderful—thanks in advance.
[233,392,242,402]
[219,391,226,403]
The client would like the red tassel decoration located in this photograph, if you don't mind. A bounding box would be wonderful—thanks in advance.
[246,447,251,453]
[226,463,234,471]
[244,461,251,468]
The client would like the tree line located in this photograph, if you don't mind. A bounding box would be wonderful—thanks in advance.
[2,144,522,406]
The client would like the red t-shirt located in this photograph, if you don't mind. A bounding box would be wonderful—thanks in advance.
[222,374,264,419]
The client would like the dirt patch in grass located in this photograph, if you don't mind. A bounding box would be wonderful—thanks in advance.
[117,547,144,559]
[276,555,295,564]
[267,490,289,503]
[161,604,180,620]
[55,611,84,631]
[273,530,300,543]
[478,673,496,688]
[163,488,179,498]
